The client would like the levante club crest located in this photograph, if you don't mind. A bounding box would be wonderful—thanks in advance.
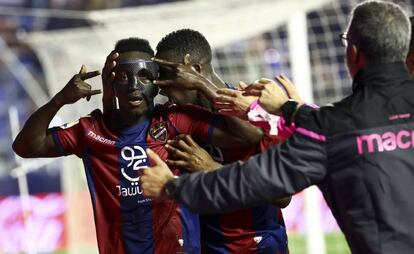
[149,122,169,143]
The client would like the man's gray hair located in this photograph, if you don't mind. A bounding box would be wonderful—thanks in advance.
[348,0,410,64]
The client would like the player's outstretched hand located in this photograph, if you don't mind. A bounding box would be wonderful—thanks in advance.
[275,74,305,104]
[165,134,222,172]
[141,149,174,198]
[242,78,289,115]
[215,82,256,120]
[152,54,210,90]
[54,65,101,106]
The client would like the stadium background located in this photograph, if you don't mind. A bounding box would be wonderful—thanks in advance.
[0,0,412,253]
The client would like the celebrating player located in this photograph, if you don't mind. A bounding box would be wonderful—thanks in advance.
[13,37,256,254]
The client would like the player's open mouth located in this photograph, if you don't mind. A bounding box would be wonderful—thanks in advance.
[128,95,144,106]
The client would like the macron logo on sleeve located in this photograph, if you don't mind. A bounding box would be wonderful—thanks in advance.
[87,130,116,145]
[356,130,413,155]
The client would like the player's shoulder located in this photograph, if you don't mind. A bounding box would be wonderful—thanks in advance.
[154,102,210,116]
[79,109,103,124]
[56,109,102,130]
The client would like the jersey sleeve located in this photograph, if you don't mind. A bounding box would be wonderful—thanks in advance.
[49,118,85,157]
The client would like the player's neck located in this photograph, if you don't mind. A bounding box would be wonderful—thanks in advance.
[120,108,152,127]
[105,107,153,133]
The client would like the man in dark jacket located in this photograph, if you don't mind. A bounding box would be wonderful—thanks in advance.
[140,1,414,253]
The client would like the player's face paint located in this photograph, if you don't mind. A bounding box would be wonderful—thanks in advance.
[113,52,158,117]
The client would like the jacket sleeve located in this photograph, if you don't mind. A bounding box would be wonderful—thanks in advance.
[173,106,328,214]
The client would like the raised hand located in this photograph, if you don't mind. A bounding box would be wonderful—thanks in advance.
[101,52,119,113]
[54,65,101,106]
[214,84,256,120]
[242,78,289,115]
[152,54,210,90]
[275,74,304,104]
[165,134,222,172]
[141,148,174,198]
[102,52,118,100]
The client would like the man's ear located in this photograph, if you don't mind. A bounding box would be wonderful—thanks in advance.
[353,44,368,71]
[350,44,359,64]
[406,51,414,78]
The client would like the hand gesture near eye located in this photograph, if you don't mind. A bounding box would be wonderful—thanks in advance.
[54,65,101,106]
[152,54,212,91]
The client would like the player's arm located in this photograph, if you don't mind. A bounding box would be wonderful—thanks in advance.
[165,134,292,207]
[174,130,326,214]
[12,66,101,158]
[215,75,305,121]
[142,108,327,214]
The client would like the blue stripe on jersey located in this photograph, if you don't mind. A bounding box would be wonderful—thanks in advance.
[51,129,65,156]
[177,169,201,253]
[179,203,201,254]
[200,215,228,254]
[208,115,221,145]
[252,206,288,254]
[116,119,155,254]
[82,147,98,228]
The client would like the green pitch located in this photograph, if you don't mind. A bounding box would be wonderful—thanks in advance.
[288,232,351,254]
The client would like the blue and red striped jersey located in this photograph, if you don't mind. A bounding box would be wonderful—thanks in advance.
[201,133,289,254]
[50,103,217,254]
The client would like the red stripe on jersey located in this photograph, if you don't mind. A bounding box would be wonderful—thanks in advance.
[219,209,257,253]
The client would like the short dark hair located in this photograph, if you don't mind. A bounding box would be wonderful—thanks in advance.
[114,37,154,55]
[348,1,410,64]
[409,16,414,53]
[155,29,212,64]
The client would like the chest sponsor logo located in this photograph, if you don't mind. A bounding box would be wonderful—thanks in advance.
[149,122,169,143]
[116,145,147,197]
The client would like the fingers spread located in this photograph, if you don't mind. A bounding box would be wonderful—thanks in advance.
[165,144,189,160]
[216,88,237,97]
[152,57,179,67]
[166,159,187,168]
[215,95,235,104]
[80,70,101,80]
[242,90,262,97]
[238,81,248,90]
[79,64,87,74]
[215,102,236,110]
[89,89,102,96]
[181,134,198,148]
[168,138,192,154]
[108,52,119,61]
[258,78,274,84]
[153,80,174,87]
[243,82,265,92]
